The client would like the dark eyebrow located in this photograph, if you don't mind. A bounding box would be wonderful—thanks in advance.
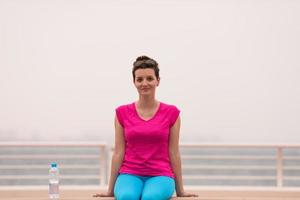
[135,75,155,79]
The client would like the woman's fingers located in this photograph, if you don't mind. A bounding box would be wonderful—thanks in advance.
[179,192,199,197]
[93,193,114,197]
[93,193,107,197]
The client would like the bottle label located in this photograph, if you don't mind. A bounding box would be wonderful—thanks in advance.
[49,182,59,196]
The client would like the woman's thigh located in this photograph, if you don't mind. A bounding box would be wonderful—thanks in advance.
[114,174,143,200]
[141,176,175,200]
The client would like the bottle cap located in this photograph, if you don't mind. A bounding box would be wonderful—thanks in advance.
[51,162,57,168]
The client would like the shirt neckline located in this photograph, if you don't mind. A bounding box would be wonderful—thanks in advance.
[133,101,162,122]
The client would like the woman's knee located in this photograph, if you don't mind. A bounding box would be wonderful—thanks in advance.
[142,192,169,200]
[116,192,140,200]
[141,176,174,200]
[114,174,143,200]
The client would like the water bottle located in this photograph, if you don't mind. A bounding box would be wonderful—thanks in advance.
[49,162,59,199]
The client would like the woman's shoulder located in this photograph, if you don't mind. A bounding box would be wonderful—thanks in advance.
[160,101,180,112]
[115,102,135,112]
[160,102,181,125]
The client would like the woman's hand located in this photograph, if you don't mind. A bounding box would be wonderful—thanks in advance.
[93,191,114,197]
[177,191,199,197]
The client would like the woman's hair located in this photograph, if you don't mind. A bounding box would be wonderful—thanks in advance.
[132,56,160,81]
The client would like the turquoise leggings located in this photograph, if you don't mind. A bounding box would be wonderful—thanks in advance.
[114,174,175,200]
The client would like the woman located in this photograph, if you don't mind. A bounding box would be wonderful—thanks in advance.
[94,56,198,200]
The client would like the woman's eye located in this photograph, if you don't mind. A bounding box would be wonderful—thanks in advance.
[136,78,143,82]
[147,77,154,81]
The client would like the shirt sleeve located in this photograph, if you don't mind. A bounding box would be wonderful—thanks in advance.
[115,106,124,127]
[170,105,180,127]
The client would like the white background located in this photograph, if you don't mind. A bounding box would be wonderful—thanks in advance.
[0,0,299,144]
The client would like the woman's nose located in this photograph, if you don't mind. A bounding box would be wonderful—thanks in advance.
[141,79,147,85]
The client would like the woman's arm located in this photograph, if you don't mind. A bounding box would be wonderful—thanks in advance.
[94,116,125,197]
[107,115,125,194]
[169,117,198,197]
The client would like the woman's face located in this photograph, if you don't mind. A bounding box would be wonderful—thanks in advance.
[134,68,160,97]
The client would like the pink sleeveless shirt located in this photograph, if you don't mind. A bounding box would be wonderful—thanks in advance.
[115,102,180,178]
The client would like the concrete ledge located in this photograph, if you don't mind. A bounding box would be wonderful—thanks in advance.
[1,187,300,200]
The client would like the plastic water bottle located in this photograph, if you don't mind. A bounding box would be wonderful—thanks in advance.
[49,162,59,199]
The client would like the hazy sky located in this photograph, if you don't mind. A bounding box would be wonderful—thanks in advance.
[1,0,299,144]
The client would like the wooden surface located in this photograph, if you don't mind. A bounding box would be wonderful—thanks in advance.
[1,188,300,200]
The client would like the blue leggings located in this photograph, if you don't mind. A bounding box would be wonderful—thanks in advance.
[114,174,175,200]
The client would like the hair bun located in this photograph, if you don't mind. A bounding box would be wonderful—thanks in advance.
[136,55,151,62]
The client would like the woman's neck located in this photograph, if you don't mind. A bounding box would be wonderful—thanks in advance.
[137,96,158,109]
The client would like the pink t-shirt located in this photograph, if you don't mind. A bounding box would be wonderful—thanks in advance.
[115,102,180,178]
